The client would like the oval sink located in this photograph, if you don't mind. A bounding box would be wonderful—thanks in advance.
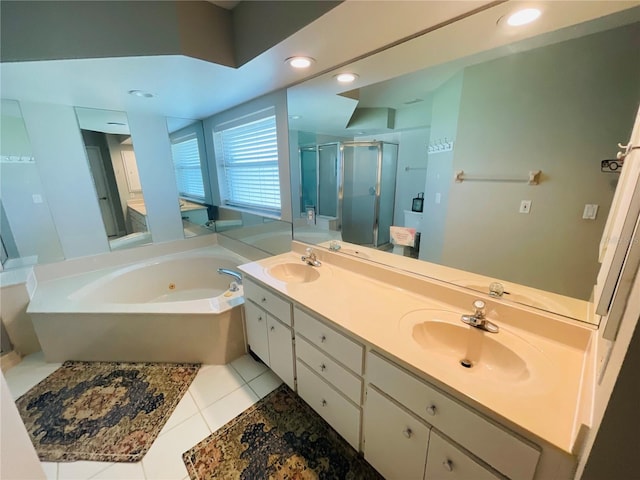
[267,263,321,283]
[400,310,546,385]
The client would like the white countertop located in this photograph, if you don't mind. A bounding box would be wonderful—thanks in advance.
[238,249,593,454]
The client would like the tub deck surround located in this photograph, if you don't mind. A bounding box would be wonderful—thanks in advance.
[238,246,594,455]
[28,245,250,364]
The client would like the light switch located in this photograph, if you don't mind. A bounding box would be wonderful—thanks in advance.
[583,204,599,220]
[32,194,43,204]
[519,200,532,214]
[435,192,441,204]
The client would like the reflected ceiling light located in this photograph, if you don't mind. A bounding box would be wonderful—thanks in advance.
[335,73,359,83]
[128,89,155,98]
[107,122,126,126]
[505,8,541,26]
[289,115,301,120]
[286,56,315,69]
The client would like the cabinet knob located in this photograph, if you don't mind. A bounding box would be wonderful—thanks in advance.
[320,334,327,343]
[426,405,437,416]
[442,459,453,472]
[270,326,275,331]
[321,399,327,407]
[402,428,413,439]
[320,363,326,372]
[257,316,263,322]
[261,297,267,303]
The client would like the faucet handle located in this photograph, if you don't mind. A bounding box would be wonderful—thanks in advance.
[472,299,486,317]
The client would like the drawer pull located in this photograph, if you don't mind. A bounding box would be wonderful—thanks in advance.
[257,316,263,322]
[320,363,326,372]
[261,297,267,303]
[442,459,453,472]
[270,326,275,331]
[426,405,437,416]
[402,427,413,439]
[320,334,327,343]
[321,399,327,407]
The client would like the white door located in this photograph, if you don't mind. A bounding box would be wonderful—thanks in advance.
[85,146,118,237]
[266,315,295,389]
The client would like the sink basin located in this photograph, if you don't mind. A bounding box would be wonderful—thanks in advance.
[266,263,321,283]
[400,310,547,385]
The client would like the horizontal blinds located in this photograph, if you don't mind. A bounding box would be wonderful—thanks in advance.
[171,134,205,200]
[215,115,281,213]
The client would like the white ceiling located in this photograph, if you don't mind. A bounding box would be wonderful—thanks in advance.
[1,0,637,134]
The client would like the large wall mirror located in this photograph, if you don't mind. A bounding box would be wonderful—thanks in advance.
[1,99,64,269]
[288,5,640,325]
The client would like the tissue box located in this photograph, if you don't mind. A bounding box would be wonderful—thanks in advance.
[390,226,416,247]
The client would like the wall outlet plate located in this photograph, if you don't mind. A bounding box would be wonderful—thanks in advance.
[519,200,532,214]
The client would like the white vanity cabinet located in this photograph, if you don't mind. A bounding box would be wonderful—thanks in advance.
[364,385,430,480]
[243,278,294,389]
[365,351,540,480]
[293,306,364,450]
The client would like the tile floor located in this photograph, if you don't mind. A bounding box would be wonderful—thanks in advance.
[3,352,284,480]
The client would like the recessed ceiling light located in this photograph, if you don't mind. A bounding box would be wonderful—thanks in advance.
[128,89,155,98]
[286,56,315,69]
[335,73,359,83]
[404,98,424,105]
[505,8,541,26]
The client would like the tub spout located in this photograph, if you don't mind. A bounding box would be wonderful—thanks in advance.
[217,268,243,284]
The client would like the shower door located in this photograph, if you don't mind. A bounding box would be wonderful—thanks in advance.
[299,146,317,213]
[317,143,339,217]
[341,143,379,246]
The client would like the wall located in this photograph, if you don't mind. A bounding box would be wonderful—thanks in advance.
[0,371,46,479]
[20,102,109,259]
[128,113,184,243]
[1,106,64,264]
[419,71,464,263]
[202,90,292,222]
[440,24,639,299]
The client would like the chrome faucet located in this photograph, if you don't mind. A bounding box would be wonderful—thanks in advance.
[301,247,321,267]
[217,268,243,286]
[461,300,499,333]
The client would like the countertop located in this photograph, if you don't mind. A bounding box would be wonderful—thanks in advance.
[127,199,207,216]
[238,249,593,454]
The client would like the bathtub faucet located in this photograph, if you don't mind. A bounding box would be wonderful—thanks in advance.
[217,268,243,285]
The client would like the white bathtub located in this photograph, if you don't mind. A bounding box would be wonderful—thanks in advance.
[28,246,249,364]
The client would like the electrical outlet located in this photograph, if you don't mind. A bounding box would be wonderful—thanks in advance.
[583,204,599,220]
[519,200,532,214]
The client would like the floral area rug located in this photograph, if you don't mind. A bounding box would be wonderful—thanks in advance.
[15,361,199,463]
[183,384,383,479]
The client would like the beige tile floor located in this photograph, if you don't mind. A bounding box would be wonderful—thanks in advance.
[4,352,283,480]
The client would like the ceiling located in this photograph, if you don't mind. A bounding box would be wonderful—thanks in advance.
[1,1,637,130]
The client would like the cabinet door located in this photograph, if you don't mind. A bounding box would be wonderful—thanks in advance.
[364,386,430,480]
[266,315,295,389]
[244,301,269,365]
[425,431,501,480]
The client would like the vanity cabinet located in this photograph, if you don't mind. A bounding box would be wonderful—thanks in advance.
[294,306,364,450]
[364,385,430,480]
[365,351,540,480]
[127,206,147,233]
[243,278,294,389]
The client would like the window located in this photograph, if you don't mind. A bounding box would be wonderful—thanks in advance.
[170,131,205,202]
[213,112,281,216]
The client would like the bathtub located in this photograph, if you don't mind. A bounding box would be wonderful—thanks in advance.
[28,246,249,364]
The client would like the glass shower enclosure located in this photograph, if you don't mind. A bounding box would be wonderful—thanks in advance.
[299,141,398,248]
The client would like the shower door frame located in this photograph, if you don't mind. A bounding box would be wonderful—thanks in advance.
[298,142,341,220]
[340,141,397,248]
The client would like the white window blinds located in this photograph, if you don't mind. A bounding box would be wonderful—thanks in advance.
[214,114,281,215]
[170,133,205,201]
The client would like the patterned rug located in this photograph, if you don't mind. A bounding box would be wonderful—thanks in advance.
[16,361,199,463]
[183,384,383,479]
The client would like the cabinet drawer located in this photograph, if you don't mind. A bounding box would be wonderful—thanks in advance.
[425,430,501,480]
[296,334,362,404]
[364,386,429,480]
[296,360,361,450]
[294,307,363,374]
[244,278,292,326]
[367,351,539,480]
